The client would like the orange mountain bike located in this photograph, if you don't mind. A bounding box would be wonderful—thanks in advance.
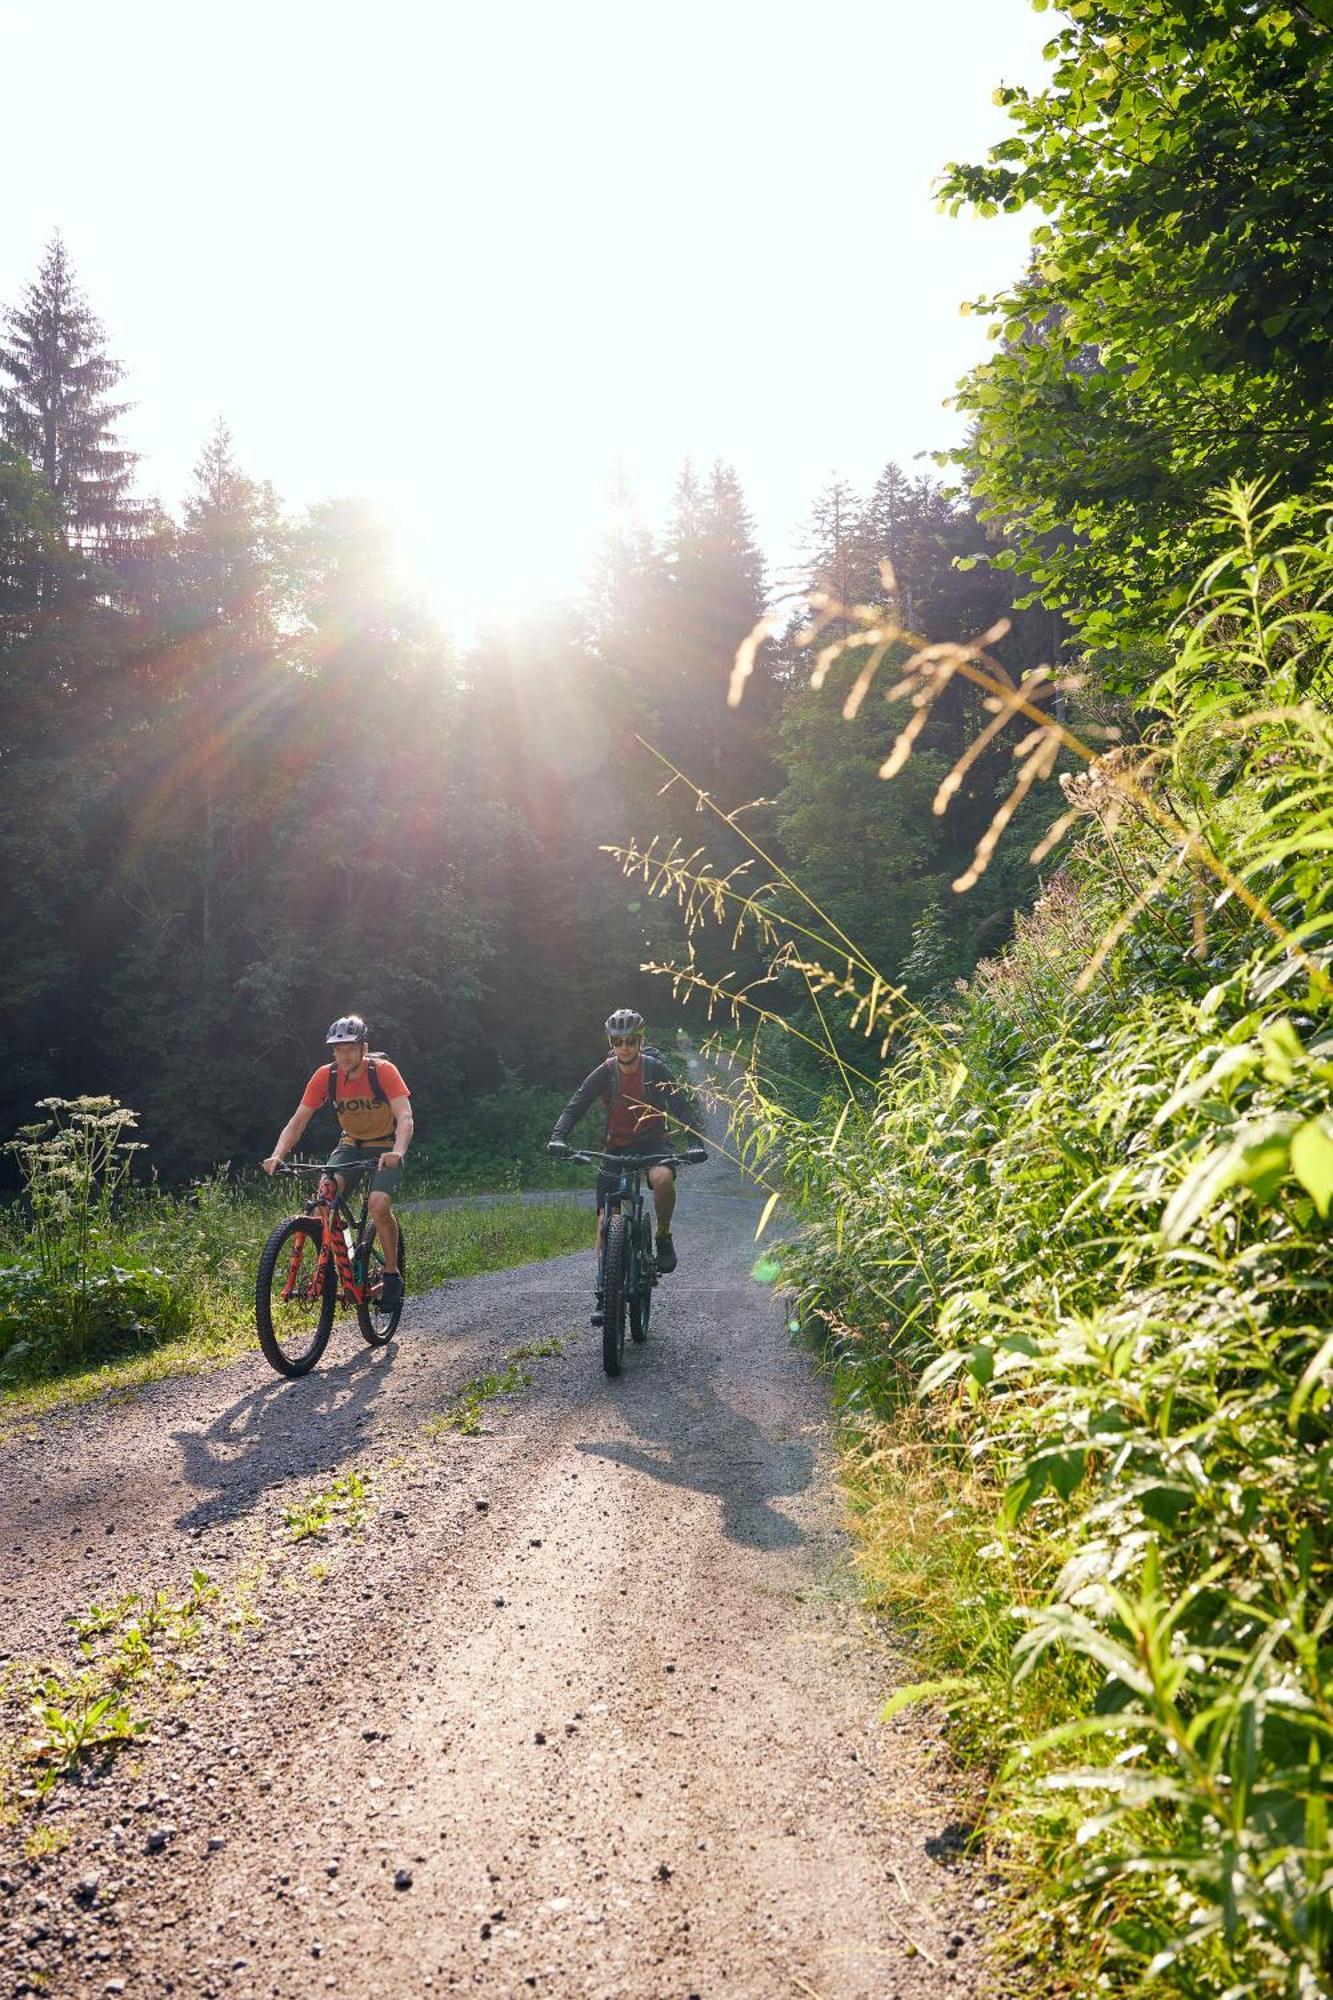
[255,1162,406,1377]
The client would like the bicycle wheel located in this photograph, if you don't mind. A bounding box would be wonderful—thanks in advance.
[629,1213,653,1344]
[354,1220,406,1347]
[602,1214,628,1377]
[256,1217,336,1377]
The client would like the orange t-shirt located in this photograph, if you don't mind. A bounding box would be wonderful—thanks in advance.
[301,1059,409,1145]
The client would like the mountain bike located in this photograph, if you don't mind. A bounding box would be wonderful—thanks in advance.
[558,1148,704,1378]
[255,1162,406,1378]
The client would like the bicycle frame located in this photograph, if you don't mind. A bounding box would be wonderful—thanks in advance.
[279,1165,378,1308]
[596,1157,657,1280]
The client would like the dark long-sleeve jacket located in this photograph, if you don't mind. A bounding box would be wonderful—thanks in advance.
[550,1048,700,1150]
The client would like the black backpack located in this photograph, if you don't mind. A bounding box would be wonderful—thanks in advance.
[325,1053,390,1114]
[602,1044,673,1106]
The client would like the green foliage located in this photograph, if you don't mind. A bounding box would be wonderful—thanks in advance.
[942,3,1333,643]
[405,1200,591,1292]
[0,233,135,536]
[410,1080,572,1193]
[710,493,1333,1996]
[420,1340,569,1438]
[0,1097,188,1377]
[19,1570,216,1790]
[283,1469,372,1542]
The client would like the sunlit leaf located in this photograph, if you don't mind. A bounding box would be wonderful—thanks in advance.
[1290,1118,1333,1218]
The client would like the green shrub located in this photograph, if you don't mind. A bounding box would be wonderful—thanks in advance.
[0,1097,193,1377]
[0,1258,189,1379]
[410,1078,574,1192]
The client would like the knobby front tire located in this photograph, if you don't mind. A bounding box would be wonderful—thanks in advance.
[602,1215,628,1377]
[256,1216,336,1377]
[354,1221,406,1347]
[629,1212,653,1344]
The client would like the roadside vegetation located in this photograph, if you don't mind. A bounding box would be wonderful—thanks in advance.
[616,463,1333,1992]
[695,489,1331,1996]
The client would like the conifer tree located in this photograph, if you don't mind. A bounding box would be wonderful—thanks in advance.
[803,476,860,612]
[0,236,135,544]
[656,456,771,797]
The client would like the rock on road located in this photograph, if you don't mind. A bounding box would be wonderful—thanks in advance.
[0,1150,989,1999]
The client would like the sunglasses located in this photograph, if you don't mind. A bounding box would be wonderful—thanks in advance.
[608,1034,643,1048]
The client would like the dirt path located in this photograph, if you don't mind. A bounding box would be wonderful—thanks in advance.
[1,1151,989,1999]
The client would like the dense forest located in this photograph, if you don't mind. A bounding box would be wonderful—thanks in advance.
[0,238,1054,1178]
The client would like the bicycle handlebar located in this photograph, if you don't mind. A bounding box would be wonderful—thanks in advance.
[558,1148,704,1170]
[273,1159,377,1179]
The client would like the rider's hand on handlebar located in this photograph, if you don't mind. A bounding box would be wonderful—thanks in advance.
[547,1139,571,1157]
[262,1155,281,1175]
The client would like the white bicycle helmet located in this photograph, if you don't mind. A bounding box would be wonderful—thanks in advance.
[605,1008,644,1040]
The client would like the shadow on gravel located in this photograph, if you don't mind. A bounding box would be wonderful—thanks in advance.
[576,1360,812,1551]
[172,1343,397,1530]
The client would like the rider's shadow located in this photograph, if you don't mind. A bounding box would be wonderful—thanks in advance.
[576,1357,813,1552]
[172,1344,395,1531]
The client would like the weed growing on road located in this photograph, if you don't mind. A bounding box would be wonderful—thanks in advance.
[423,1329,573,1439]
[23,1821,71,1862]
[425,1360,534,1438]
[0,1567,222,1826]
[26,1673,143,1778]
[509,1333,566,1361]
[282,1468,373,1542]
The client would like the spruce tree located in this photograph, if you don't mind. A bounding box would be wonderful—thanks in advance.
[656,456,770,798]
[803,476,860,612]
[0,235,135,544]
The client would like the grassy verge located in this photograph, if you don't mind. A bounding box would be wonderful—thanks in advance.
[0,1194,592,1426]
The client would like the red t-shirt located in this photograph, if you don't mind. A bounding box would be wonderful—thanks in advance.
[301,1058,409,1145]
[605,1055,668,1149]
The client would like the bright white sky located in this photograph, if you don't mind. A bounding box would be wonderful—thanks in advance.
[0,0,1053,634]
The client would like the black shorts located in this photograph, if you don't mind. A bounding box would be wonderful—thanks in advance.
[596,1149,675,1212]
[326,1142,401,1198]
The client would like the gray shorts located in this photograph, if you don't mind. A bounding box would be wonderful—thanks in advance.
[326,1142,402,1199]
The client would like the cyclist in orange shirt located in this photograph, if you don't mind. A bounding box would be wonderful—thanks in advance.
[263,1014,412,1310]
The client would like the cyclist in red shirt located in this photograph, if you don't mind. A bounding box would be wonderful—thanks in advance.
[548,1008,703,1320]
[262,1014,412,1311]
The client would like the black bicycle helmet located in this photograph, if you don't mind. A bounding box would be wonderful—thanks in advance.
[605,1008,644,1039]
[326,1014,369,1045]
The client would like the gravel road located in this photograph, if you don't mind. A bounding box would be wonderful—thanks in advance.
[0,1149,991,1999]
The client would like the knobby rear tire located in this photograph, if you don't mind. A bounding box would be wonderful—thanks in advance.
[602,1215,628,1377]
[256,1216,336,1378]
[355,1220,407,1347]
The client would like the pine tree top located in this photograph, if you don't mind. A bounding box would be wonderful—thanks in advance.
[0,232,136,538]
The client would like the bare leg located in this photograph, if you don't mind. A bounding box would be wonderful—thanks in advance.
[648,1164,676,1234]
[368,1191,399,1274]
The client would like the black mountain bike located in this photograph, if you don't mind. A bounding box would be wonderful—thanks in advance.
[255,1161,406,1378]
[560,1148,704,1377]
